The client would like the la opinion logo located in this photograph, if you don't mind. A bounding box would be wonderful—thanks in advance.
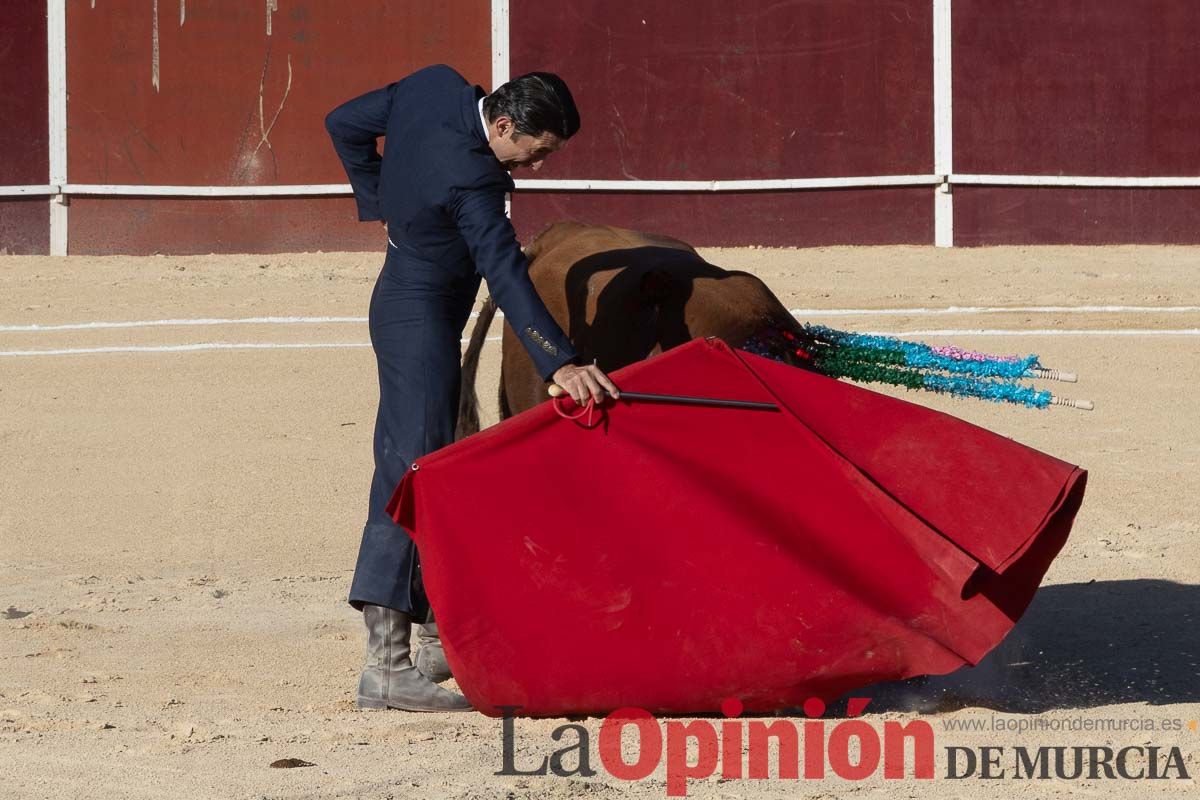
[498,697,936,796]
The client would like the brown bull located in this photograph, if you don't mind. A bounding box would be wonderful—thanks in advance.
[457,221,803,436]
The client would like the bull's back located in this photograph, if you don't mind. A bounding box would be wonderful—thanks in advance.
[496,221,800,418]
[524,221,698,277]
[522,221,791,338]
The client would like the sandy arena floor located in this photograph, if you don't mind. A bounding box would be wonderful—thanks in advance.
[1,244,1198,798]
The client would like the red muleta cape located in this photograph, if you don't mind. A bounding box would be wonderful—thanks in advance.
[386,337,1087,717]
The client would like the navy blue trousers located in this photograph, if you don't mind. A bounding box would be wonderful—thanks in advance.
[348,245,481,616]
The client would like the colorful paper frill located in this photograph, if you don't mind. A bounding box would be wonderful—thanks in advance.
[740,325,1053,409]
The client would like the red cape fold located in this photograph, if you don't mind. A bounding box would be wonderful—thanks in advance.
[386,338,1087,717]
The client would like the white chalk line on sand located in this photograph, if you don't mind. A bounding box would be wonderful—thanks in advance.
[1,331,1198,358]
[0,315,369,333]
[877,329,1200,337]
[0,337,504,357]
[3,304,1200,334]
[793,304,1200,317]
[1,342,373,356]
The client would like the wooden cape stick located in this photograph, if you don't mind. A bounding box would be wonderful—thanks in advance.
[550,383,1093,412]
[547,384,779,411]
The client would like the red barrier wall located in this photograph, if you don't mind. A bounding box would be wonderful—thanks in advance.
[952,0,1200,244]
[0,3,50,253]
[509,0,934,246]
[512,189,933,248]
[63,0,489,253]
[68,197,384,255]
[4,2,1199,253]
[0,200,50,256]
[955,188,1200,246]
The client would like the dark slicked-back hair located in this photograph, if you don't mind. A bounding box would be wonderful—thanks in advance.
[483,71,580,140]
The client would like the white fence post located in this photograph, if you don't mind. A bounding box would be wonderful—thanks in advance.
[48,0,69,255]
[933,0,954,247]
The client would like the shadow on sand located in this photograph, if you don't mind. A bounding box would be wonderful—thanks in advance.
[859,578,1199,714]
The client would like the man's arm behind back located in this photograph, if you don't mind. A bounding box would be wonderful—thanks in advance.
[325,84,393,222]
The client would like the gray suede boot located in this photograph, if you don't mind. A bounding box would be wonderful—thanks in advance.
[356,604,471,712]
[414,615,453,683]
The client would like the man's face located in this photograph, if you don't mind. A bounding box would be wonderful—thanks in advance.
[488,117,564,172]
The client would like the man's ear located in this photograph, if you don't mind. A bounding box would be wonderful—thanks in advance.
[494,115,515,138]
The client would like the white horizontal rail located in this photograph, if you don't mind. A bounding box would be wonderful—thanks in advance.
[512,175,940,191]
[63,183,352,197]
[954,174,1200,188]
[0,185,58,197]
[6,176,929,200]
[5,175,1200,200]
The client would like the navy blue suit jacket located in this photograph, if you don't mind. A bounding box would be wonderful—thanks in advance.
[325,64,578,380]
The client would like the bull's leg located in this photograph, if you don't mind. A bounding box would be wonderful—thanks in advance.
[498,359,513,421]
[500,329,553,417]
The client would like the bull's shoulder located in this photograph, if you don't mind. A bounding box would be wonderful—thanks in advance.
[524,220,592,260]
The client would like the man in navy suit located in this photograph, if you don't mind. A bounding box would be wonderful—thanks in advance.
[326,65,617,712]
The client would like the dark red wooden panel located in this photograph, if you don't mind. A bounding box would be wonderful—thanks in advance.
[511,0,932,182]
[0,200,50,255]
[68,196,386,255]
[954,187,1200,246]
[954,1,1200,175]
[0,3,48,185]
[511,189,933,248]
[67,0,490,186]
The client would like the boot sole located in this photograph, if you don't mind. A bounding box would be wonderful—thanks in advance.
[357,696,473,713]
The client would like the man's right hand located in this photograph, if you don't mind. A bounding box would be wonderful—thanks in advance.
[552,363,619,406]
